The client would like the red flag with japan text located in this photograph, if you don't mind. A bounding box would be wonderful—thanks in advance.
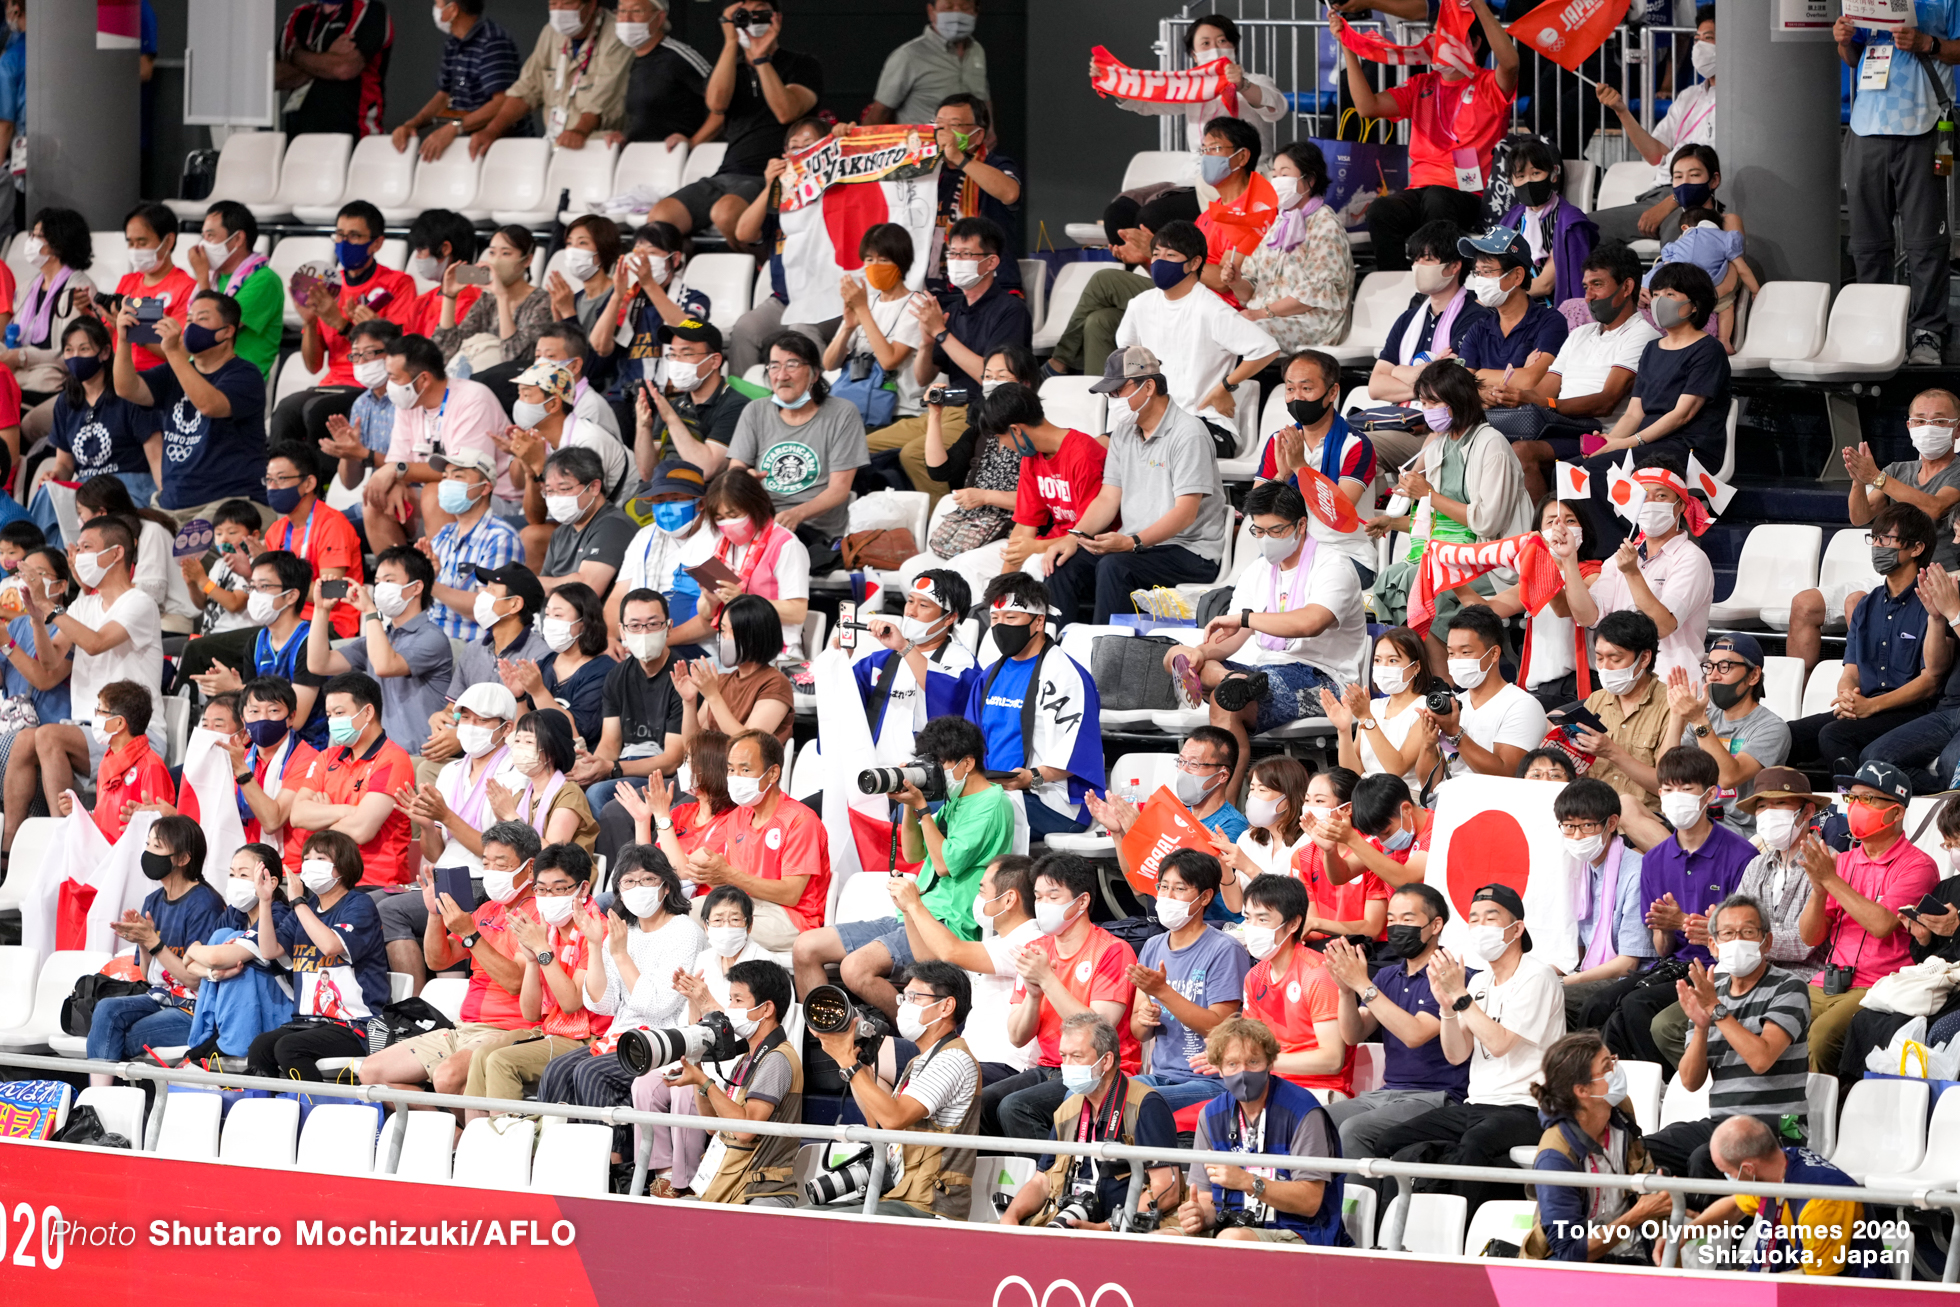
[1506,0,1630,71]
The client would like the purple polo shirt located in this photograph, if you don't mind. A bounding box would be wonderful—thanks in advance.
[1637,822,1757,968]
[1372,960,1474,1100]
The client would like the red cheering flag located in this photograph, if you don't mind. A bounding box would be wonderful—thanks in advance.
[1332,1,1478,76]
[1297,464,1363,534]
[1088,46,1238,117]
[1505,0,1630,71]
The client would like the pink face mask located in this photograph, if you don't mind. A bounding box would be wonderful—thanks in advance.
[716,517,757,544]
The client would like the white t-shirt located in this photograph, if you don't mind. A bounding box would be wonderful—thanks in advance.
[1234,829,1306,883]
[1454,682,1548,774]
[899,1041,982,1128]
[132,518,200,625]
[1114,283,1280,425]
[967,917,1042,1071]
[720,532,812,660]
[1226,546,1367,685]
[70,587,164,734]
[846,293,927,417]
[1647,81,1717,188]
[1359,698,1426,788]
[1547,315,1661,420]
[1526,607,1579,689]
[573,381,621,440]
[1465,953,1567,1106]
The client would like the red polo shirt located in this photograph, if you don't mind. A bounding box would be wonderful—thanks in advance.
[317,263,419,385]
[291,734,416,885]
[93,736,175,842]
[703,794,832,930]
[265,501,366,637]
[456,895,539,1032]
[1244,941,1352,1094]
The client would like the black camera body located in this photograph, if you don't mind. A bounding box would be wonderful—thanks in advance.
[1213,1205,1263,1231]
[1822,961,1858,997]
[804,983,891,1067]
[1047,1187,1105,1228]
[617,1009,747,1076]
[728,8,771,29]
[927,384,972,407]
[857,760,945,802]
[1425,687,1457,716]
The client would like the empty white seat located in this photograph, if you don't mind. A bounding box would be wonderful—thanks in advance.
[609,140,689,210]
[1763,527,1877,632]
[1463,1199,1539,1255]
[529,1121,612,1195]
[1658,1075,1713,1130]
[167,131,286,220]
[1829,1076,1928,1182]
[249,133,351,222]
[1619,1060,1664,1134]
[1327,270,1418,365]
[89,231,134,286]
[1384,1192,1466,1255]
[1772,284,1910,381]
[297,1103,380,1176]
[0,817,56,913]
[302,133,418,225]
[155,1091,224,1160]
[76,1085,147,1149]
[1593,159,1655,211]
[1120,150,1198,191]
[1341,1184,1378,1248]
[1800,659,1845,717]
[389,972,413,1004]
[1020,258,1048,335]
[496,140,619,226]
[1708,524,1822,625]
[1032,261,1144,352]
[1038,374,1107,437]
[403,136,483,222]
[272,352,328,417]
[453,1117,537,1189]
[469,138,550,224]
[969,1155,1036,1223]
[0,945,41,1033]
[0,950,114,1050]
[675,252,757,334]
[219,1095,300,1168]
[680,142,727,186]
[1760,655,1803,723]
[1728,281,1831,375]
[1864,1085,1960,1190]
[391,1109,458,1181]
[421,976,468,1023]
[1806,1072,1840,1160]
[1561,158,1596,212]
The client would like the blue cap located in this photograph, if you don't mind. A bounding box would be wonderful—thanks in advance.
[1457,226,1533,274]
[1851,759,1911,805]
[1706,632,1765,667]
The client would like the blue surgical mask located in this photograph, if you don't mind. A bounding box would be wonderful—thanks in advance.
[1200,151,1237,186]
[437,479,479,515]
[1150,258,1189,292]
[653,500,698,532]
[1060,1059,1104,1096]
[1383,821,1414,852]
[334,239,371,271]
[772,389,812,410]
[328,710,364,747]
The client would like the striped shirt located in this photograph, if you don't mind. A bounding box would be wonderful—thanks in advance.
[429,511,522,640]
[1707,969,1811,1120]
[437,16,522,114]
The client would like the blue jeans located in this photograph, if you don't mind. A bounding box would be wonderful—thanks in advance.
[1862,706,1960,794]
[84,993,192,1061]
[1136,1070,1223,1111]
[584,777,626,816]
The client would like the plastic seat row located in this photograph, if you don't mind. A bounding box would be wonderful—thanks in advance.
[164,130,727,229]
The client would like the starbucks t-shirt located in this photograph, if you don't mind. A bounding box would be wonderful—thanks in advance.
[726,395,869,541]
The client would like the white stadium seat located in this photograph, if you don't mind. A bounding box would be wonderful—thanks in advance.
[1463,1199,1539,1255]
[469,138,550,224]
[1341,1185,1377,1248]
[90,231,133,286]
[1806,1072,1840,1160]
[0,946,40,1033]
[1772,283,1909,382]
[167,131,286,220]
[155,1091,224,1160]
[0,817,56,912]
[0,950,113,1051]
[1020,259,1048,335]
[610,140,690,208]
[219,1095,301,1168]
[1032,261,1144,353]
[249,132,352,222]
[304,132,420,226]
[76,1086,147,1150]
[1865,1085,1960,1190]
[494,140,619,226]
[1037,374,1107,437]
[298,1103,381,1176]
[675,252,757,334]
[530,1121,612,1196]
[270,236,333,329]
[453,1117,536,1189]
[421,976,469,1023]
[1760,655,1804,722]
[1728,281,1831,376]
[1800,660,1844,717]
[403,135,484,222]
[1561,159,1596,211]
[1707,524,1821,626]
[1829,1076,1927,1183]
[1383,1192,1465,1255]
[1619,1060,1663,1134]
[391,1110,458,1181]
[970,1155,1036,1222]
[1762,527,1878,632]
[681,142,728,186]
[1593,159,1654,211]
[1119,151,1198,192]
[1327,270,1417,365]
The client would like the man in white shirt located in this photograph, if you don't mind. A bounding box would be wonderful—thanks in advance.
[1561,464,1715,680]
[532,322,629,479]
[1172,478,1365,795]
[1113,218,1279,456]
[1370,883,1566,1214]
[1425,602,1547,777]
[888,855,1039,1083]
[1592,8,1719,244]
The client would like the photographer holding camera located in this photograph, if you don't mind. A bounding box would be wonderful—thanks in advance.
[1000,1012,1181,1231]
[793,715,1014,1017]
[813,960,983,1220]
[1424,603,1547,778]
[667,958,804,1207]
[1174,1016,1349,1245]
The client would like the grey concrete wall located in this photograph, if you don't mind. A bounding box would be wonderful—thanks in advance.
[28,0,142,227]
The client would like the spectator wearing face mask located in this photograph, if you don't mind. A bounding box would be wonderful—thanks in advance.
[420,449,522,644]
[1189,117,1280,291]
[392,2,523,162]
[1680,1115,1885,1276]
[43,316,155,514]
[1365,221,1493,433]
[866,2,990,126]
[921,346,1044,545]
[1789,388,1960,675]
[251,444,363,647]
[111,203,198,376]
[607,461,711,647]
[846,571,976,762]
[1222,143,1354,355]
[1087,729,1249,921]
[1319,886,1472,1161]
[1329,629,1440,790]
[1250,352,1376,581]
[1425,602,1548,779]
[318,321,403,515]
[502,365,632,573]
[1642,206,1757,351]
[919,95,1023,293]
[305,547,454,759]
[1568,611,1673,814]
[668,959,805,1206]
[287,673,418,885]
[607,0,714,152]
[1219,756,1318,918]
[1727,770,1829,981]
[184,550,324,750]
[1045,189,1203,382]
[429,224,552,369]
[534,443,637,597]
[569,589,684,812]
[681,728,828,950]
[56,679,173,841]
[473,0,634,155]
[1451,227,1568,401]
[1591,14,1720,246]
[365,333,515,555]
[1555,778,1656,1029]
[1239,873,1350,1096]
[974,383,1108,584]
[727,331,869,574]
[633,321,744,488]
[1111,15,1284,162]
[1871,563,1960,793]
[1497,139,1598,306]
[1127,850,1251,1112]
[1523,1030,1673,1263]
[1322,772,1435,891]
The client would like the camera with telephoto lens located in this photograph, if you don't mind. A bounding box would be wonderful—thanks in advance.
[926,385,972,407]
[804,983,892,1067]
[1425,687,1457,716]
[857,760,945,802]
[805,1145,877,1207]
[1047,1185,1106,1228]
[617,1010,747,1076]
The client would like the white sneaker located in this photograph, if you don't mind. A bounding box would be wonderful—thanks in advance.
[1910,335,1943,366]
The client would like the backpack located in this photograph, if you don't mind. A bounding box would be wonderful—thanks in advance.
[60,974,150,1037]
[368,996,455,1054]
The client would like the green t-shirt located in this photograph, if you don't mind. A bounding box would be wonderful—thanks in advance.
[922,782,1015,941]
[218,264,285,381]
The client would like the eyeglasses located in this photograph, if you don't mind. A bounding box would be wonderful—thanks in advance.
[263,473,303,488]
[1197,144,1238,157]
[1865,533,1902,547]
[347,347,386,362]
[1713,927,1764,942]
[764,360,811,375]
[1557,820,1606,837]
[1699,659,1751,676]
[533,882,580,897]
[1246,523,1298,539]
[541,482,584,497]
[1845,793,1901,810]
[621,620,668,634]
[1174,757,1225,775]
[899,990,946,1007]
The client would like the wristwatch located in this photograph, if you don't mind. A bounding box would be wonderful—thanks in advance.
[1872,472,1890,492]
[1251,1176,1267,1201]
[1357,718,1379,731]
[535,948,555,968]
[1128,533,1142,551]
[1241,607,1254,632]
[1689,723,1710,739]
[655,815,675,832]
[460,933,480,951]
[1710,1003,1731,1022]
[1451,993,1475,1013]
[235,771,254,786]
[1359,986,1380,1005]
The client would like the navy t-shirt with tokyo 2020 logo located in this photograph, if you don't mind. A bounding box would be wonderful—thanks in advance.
[50,389,153,479]
[139,356,267,510]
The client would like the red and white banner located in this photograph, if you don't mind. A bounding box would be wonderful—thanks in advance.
[1333,1,1479,78]
[1088,46,1239,116]
[778,126,941,328]
[1504,0,1630,71]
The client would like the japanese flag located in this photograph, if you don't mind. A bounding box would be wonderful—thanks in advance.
[1686,453,1737,515]
[1553,460,1591,501]
[1424,774,1579,970]
[780,176,939,327]
[1605,458,1646,521]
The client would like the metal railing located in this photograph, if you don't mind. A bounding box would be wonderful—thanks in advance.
[11,1052,1960,1280]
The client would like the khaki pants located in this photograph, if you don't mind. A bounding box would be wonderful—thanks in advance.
[1051,267,1151,376]
[471,1032,590,1101]
[1651,999,1694,1070]
[865,405,968,503]
[692,895,798,952]
[1807,984,1870,1075]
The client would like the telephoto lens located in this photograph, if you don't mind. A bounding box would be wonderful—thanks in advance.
[804,1147,876,1207]
[855,764,931,796]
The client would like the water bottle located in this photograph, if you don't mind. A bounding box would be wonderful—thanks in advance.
[1937,121,1954,178]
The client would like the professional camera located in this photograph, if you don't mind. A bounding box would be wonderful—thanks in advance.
[617,1010,747,1076]
[1047,1186,1105,1228]
[804,983,891,1067]
[805,1145,878,1207]
[926,384,972,407]
[856,760,943,801]
[1213,1205,1263,1231]
[728,7,771,28]
[1114,1197,1161,1234]
[1424,686,1457,716]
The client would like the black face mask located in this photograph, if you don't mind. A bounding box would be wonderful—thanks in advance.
[140,850,176,882]
[1514,178,1555,208]
[1385,923,1430,959]
[1586,292,1622,326]
[1287,395,1328,427]
[992,621,1033,658]
[1708,680,1748,711]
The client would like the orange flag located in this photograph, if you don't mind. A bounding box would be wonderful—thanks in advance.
[1506,0,1630,71]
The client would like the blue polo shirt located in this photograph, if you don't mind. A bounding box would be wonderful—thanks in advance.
[1373,959,1473,1098]
[1845,576,1929,697]
[1455,296,1570,373]
[1637,822,1756,968]
[436,15,521,114]
[1378,292,1494,367]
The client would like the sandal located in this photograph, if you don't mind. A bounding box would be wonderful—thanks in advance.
[1211,671,1270,713]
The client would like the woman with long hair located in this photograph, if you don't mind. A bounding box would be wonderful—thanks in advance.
[1290,766,1389,945]
[432,224,552,365]
[0,545,73,852]
[179,842,296,1061]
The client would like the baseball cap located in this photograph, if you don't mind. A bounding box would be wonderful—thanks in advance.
[1470,883,1533,952]
[514,359,575,406]
[1457,226,1533,274]
[1089,344,1165,395]
[471,561,546,624]
[645,458,706,498]
[1735,766,1814,814]
[431,447,496,479]
[1706,633,1764,667]
[454,681,518,722]
[1851,759,1911,805]
[657,317,724,353]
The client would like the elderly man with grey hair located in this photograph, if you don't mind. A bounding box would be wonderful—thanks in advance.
[1669,1114,1883,1275]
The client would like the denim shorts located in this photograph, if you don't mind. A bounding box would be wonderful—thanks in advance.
[834,917,916,969]
[1221,660,1338,734]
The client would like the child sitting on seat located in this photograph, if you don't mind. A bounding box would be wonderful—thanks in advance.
[1643,208,1758,352]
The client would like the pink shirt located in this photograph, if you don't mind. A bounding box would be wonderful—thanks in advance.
[383,377,518,501]
[1587,531,1714,679]
[1818,835,1941,990]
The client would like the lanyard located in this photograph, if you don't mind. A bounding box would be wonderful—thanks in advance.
[715,525,778,597]
[1073,1071,1128,1144]
[279,502,317,561]
[556,30,598,92]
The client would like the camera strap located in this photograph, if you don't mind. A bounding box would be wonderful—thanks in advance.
[1223,1104,1273,1224]
[1065,1071,1130,1189]
[981,641,1050,773]
[731,1025,788,1093]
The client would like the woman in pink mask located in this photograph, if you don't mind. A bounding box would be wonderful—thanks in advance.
[665,468,811,660]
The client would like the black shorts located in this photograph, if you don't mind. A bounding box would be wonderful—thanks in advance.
[667,172,767,231]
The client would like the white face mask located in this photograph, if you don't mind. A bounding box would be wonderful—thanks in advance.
[128,247,160,274]
[616,20,652,46]
[481,866,525,904]
[1690,39,1716,78]
[900,613,943,644]
[1171,767,1217,806]
[456,723,501,758]
[535,894,578,926]
[665,358,704,392]
[1034,897,1080,937]
[1464,274,1508,309]
[201,236,235,268]
[88,715,115,744]
[74,548,116,588]
[19,235,44,265]
[1242,923,1281,961]
[507,741,541,775]
[1374,663,1412,694]
[246,589,287,625]
[1464,922,1513,964]
[373,580,416,619]
[1660,789,1709,830]
[515,399,554,430]
[706,924,748,958]
[545,492,585,524]
[933,9,976,40]
[473,591,507,629]
[1910,424,1956,459]
[896,1000,935,1042]
[677,761,695,794]
[728,774,765,807]
[353,358,389,389]
[973,890,1004,929]
[1245,794,1282,828]
[1755,807,1803,852]
[1271,175,1303,208]
[624,629,668,662]
[300,859,338,893]
[1155,896,1196,931]
[1598,660,1644,696]
[947,257,986,289]
[540,616,578,653]
[621,886,664,918]
[1257,526,1298,562]
[548,7,585,36]
[431,3,452,34]
[225,877,259,912]
[386,380,421,410]
[1448,649,1493,691]
[409,254,444,283]
[1712,936,1761,978]
[562,248,600,282]
[728,1005,765,1039]
[1637,502,1678,538]
[1564,832,1606,864]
